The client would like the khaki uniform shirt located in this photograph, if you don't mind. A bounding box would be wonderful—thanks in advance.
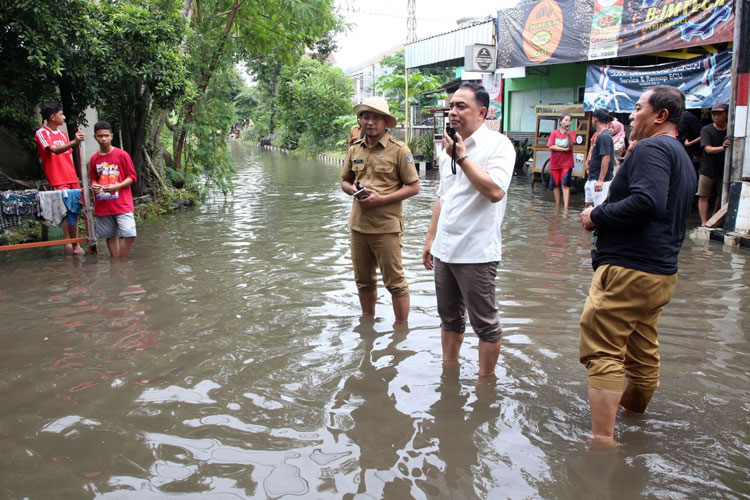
[341,132,418,234]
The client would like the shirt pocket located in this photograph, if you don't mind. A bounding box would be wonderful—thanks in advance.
[374,164,394,174]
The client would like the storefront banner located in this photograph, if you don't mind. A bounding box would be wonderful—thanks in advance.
[584,49,732,111]
[588,0,625,60]
[496,0,586,68]
[483,74,503,132]
[617,0,734,57]
[497,0,734,68]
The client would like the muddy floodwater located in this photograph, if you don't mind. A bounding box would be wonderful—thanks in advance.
[1,143,748,499]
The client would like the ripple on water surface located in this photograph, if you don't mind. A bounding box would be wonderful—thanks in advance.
[0,144,748,498]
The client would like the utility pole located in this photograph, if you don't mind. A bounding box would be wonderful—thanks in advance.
[405,0,417,144]
[724,0,750,237]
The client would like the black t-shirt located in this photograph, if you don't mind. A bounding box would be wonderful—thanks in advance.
[591,135,696,275]
[699,124,727,178]
[589,130,614,182]
[677,111,702,159]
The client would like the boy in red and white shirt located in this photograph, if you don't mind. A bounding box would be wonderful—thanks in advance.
[89,121,138,258]
[34,102,86,254]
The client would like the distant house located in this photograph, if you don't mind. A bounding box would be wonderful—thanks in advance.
[343,45,403,105]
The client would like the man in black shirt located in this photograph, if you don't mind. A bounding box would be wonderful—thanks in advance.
[676,110,702,167]
[585,110,614,208]
[579,86,696,445]
[697,102,729,225]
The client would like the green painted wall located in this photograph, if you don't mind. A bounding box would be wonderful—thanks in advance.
[502,62,587,129]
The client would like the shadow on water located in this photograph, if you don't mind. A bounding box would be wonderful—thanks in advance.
[0,143,748,498]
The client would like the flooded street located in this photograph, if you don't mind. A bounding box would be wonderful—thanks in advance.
[1,143,748,499]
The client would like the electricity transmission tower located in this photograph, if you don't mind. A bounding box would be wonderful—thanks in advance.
[406,0,417,43]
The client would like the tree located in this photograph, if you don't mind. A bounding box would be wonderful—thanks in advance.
[0,0,102,164]
[172,0,342,172]
[372,49,447,124]
[274,56,352,151]
[1,0,188,195]
[94,0,189,194]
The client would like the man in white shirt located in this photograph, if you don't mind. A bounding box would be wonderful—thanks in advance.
[422,83,516,377]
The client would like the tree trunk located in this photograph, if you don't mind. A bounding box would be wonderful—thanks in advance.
[174,0,240,172]
[59,74,82,176]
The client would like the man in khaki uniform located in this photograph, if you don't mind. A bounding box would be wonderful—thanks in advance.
[341,97,420,322]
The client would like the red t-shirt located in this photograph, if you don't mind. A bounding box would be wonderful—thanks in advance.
[34,126,79,187]
[547,129,576,170]
[89,147,138,216]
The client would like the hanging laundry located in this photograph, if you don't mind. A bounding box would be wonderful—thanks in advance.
[1,190,39,216]
[61,189,82,227]
[37,190,67,227]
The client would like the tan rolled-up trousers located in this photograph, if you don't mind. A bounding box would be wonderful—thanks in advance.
[579,264,677,392]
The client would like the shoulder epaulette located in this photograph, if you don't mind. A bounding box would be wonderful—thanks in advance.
[388,136,405,147]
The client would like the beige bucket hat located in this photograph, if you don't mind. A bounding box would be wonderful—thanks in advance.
[354,96,398,129]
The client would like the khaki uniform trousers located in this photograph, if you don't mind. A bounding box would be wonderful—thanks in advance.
[579,264,677,392]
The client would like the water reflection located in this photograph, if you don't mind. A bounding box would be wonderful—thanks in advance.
[0,144,748,498]
[330,318,415,498]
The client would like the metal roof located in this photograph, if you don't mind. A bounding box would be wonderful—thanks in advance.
[404,20,495,70]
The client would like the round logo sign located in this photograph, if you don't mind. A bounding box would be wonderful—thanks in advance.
[475,47,493,71]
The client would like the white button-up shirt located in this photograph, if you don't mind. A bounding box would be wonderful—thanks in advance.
[431,124,515,263]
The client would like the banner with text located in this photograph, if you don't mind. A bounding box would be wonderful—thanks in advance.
[583,49,732,111]
[497,0,734,68]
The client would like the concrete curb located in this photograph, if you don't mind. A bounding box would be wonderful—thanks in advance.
[690,226,750,249]
[317,154,344,166]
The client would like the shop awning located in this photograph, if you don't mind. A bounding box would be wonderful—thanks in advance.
[405,20,494,70]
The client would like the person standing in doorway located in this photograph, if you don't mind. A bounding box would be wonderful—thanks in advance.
[578,86,696,445]
[34,102,86,255]
[89,121,138,258]
[697,102,729,226]
[585,110,614,208]
[422,83,515,378]
[340,97,419,323]
[547,113,576,212]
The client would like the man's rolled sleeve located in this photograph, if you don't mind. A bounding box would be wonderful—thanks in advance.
[397,145,419,185]
[487,140,515,193]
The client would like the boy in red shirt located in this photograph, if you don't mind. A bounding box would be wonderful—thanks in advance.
[34,102,86,255]
[89,121,138,258]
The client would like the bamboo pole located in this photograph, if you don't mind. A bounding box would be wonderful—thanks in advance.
[78,134,97,252]
[0,237,87,252]
[404,67,410,145]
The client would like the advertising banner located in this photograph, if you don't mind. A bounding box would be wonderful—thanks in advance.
[583,49,732,111]
[482,74,503,132]
[496,0,734,68]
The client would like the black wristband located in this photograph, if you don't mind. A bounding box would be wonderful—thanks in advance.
[456,155,469,164]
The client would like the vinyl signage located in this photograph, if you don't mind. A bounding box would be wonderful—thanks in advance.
[496,0,735,68]
[584,49,732,111]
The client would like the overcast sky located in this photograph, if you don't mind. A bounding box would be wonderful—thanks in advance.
[332,0,517,70]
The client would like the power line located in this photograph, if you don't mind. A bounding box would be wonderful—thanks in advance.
[342,7,459,23]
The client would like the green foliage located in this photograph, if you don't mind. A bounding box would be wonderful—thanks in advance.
[333,114,359,150]
[0,220,43,246]
[372,49,446,123]
[2,0,344,207]
[137,188,200,221]
[0,0,101,150]
[273,56,353,152]
[408,134,434,160]
[514,138,532,172]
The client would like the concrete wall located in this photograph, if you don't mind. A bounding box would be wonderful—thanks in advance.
[502,62,588,131]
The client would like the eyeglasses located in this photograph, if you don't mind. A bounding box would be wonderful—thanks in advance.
[360,114,385,123]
